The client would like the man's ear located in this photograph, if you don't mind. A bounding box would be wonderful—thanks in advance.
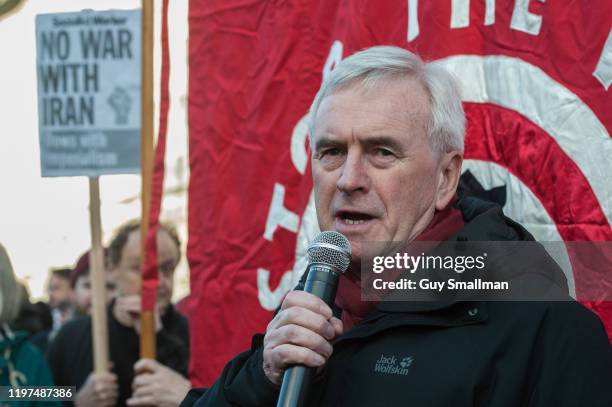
[435,151,463,210]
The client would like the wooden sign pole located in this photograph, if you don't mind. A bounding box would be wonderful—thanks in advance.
[88,176,109,373]
[140,0,156,360]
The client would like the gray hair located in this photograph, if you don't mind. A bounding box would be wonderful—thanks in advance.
[0,243,23,325]
[308,46,465,153]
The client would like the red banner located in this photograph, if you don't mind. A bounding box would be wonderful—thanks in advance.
[188,0,612,386]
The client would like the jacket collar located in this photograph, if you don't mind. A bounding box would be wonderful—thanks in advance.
[366,198,517,315]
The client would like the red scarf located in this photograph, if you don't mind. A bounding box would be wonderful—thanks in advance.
[335,205,465,330]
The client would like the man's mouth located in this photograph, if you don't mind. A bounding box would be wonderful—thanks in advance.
[337,211,375,225]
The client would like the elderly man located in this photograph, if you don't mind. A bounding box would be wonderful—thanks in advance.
[187,46,612,406]
[49,220,191,407]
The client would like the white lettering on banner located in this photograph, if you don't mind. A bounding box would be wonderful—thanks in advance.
[449,0,496,28]
[413,0,501,36]
[257,268,296,311]
[290,191,320,277]
[593,30,612,90]
[407,0,419,41]
[511,0,546,35]
[263,183,299,241]
[291,115,309,175]
[450,0,470,29]
[323,41,343,81]
[259,183,304,310]
[485,0,495,26]
[258,192,320,310]
[258,40,343,310]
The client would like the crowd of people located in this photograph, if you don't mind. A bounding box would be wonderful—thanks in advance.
[0,220,190,407]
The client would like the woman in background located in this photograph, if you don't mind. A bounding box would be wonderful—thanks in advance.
[0,243,59,406]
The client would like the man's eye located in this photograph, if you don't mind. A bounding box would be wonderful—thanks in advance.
[374,148,395,157]
[314,146,345,169]
[319,148,342,157]
[370,148,398,166]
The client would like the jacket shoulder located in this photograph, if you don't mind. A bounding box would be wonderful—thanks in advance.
[542,300,609,334]
[521,301,612,406]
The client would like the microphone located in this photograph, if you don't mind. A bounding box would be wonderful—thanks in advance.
[276,231,352,407]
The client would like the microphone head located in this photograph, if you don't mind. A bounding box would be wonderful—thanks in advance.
[307,231,352,273]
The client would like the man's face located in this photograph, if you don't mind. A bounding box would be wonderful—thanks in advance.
[114,229,179,310]
[48,275,72,309]
[72,272,117,315]
[312,78,440,264]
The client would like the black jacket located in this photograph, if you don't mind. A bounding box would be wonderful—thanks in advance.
[49,302,189,406]
[187,198,612,406]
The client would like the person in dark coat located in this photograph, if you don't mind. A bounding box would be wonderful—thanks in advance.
[49,220,190,407]
[31,249,118,355]
[185,46,612,406]
[0,243,59,407]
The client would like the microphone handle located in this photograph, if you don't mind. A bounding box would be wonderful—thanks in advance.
[276,264,340,407]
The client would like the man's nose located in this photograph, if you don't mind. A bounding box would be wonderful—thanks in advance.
[336,150,370,193]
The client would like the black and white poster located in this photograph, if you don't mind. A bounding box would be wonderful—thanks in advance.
[36,9,141,177]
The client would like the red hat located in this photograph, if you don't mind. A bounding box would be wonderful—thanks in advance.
[70,248,108,287]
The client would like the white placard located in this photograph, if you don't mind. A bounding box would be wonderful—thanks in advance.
[35,9,141,177]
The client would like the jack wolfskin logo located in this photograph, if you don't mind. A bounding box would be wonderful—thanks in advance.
[399,356,413,368]
[374,354,414,376]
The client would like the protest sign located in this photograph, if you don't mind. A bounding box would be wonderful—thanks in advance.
[36,9,141,177]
